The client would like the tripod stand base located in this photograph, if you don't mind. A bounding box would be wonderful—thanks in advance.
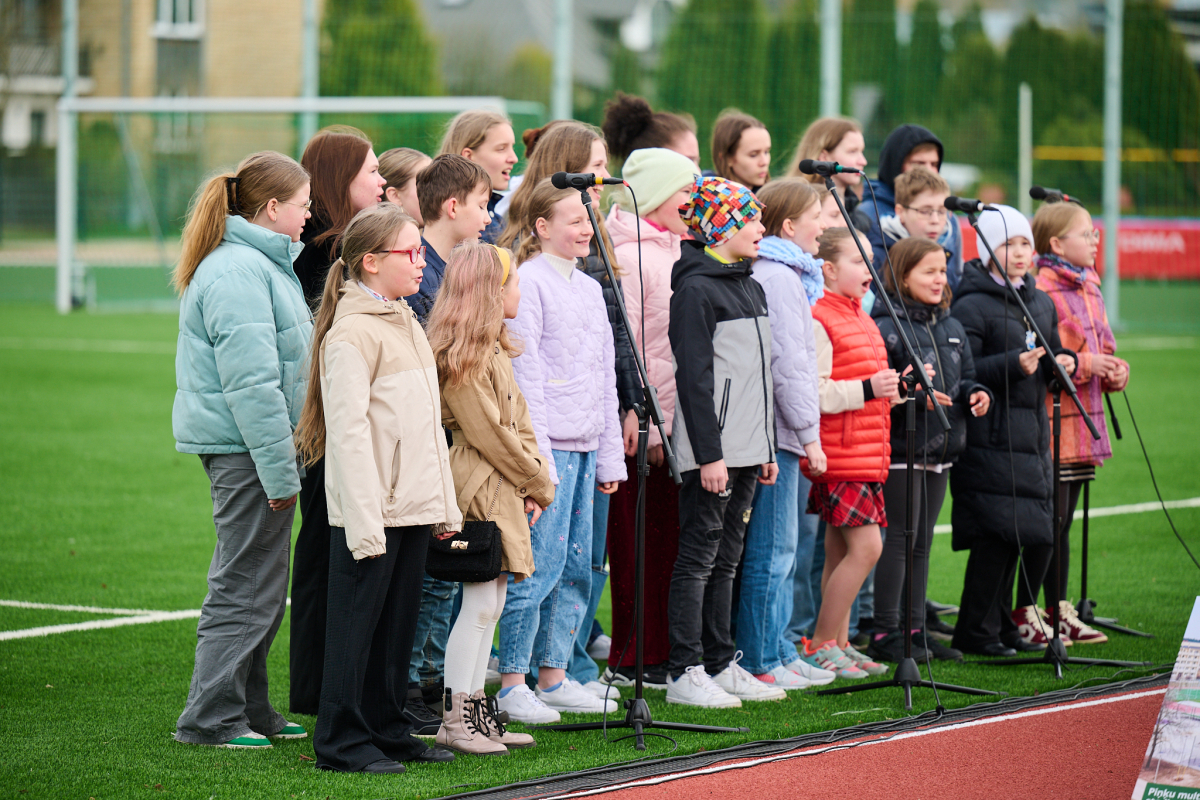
[979,636,1151,679]
[534,698,750,751]
[817,658,1003,712]
[1076,598,1154,639]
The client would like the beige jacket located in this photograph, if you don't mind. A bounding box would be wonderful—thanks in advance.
[322,285,462,560]
[440,342,555,582]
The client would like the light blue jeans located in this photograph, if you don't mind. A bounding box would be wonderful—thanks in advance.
[785,475,821,645]
[409,574,457,685]
[498,450,595,674]
[568,488,610,684]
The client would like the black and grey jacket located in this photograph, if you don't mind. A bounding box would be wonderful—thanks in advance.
[669,239,775,473]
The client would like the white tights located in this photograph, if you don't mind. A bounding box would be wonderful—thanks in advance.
[443,576,507,696]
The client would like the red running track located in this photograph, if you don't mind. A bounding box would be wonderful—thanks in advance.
[586,688,1164,800]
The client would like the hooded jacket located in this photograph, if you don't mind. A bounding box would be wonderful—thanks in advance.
[948,259,1075,551]
[859,125,964,290]
[319,284,462,560]
[871,294,992,466]
[669,239,775,473]
[607,205,679,447]
[581,237,642,413]
[173,215,312,501]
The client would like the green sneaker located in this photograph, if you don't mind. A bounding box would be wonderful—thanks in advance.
[841,644,889,676]
[221,732,272,749]
[269,722,308,740]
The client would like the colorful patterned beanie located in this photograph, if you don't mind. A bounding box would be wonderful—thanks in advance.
[679,176,764,247]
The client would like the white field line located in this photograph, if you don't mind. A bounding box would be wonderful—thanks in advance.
[0,609,201,641]
[551,688,1168,799]
[0,337,175,355]
[933,495,1200,535]
[0,599,158,615]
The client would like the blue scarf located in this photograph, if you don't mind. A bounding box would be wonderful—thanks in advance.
[1036,252,1088,284]
[756,236,824,305]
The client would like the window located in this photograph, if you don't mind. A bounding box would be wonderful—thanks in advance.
[153,0,204,40]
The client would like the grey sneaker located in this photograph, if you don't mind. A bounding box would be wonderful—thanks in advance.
[841,643,889,676]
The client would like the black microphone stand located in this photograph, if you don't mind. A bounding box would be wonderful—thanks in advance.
[815,174,997,710]
[965,214,1149,677]
[535,187,749,749]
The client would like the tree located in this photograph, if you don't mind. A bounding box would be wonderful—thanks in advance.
[504,43,552,105]
[842,0,899,139]
[609,43,642,99]
[321,0,442,97]
[1123,0,1200,154]
[765,0,820,171]
[903,0,944,119]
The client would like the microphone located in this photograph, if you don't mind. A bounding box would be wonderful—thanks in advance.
[1029,185,1079,204]
[798,159,862,177]
[550,171,626,190]
[944,196,996,213]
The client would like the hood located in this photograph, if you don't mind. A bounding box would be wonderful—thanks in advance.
[606,205,677,251]
[671,238,752,292]
[877,125,944,190]
[955,258,1035,302]
[224,214,305,272]
[881,214,911,245]
[332,281,416,324]
[870,291,938,325]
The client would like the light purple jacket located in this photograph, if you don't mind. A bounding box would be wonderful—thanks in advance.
[508,254,628,486]
[751,252,821,457]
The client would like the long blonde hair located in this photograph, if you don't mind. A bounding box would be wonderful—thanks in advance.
[294,202,417,465]
[439,109,510,157]
[786,117,863,181]
[511,179,582,265]
[174,151,309,292]
[426,240,521,389]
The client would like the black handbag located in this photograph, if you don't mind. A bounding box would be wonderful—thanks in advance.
[425,475,504,583]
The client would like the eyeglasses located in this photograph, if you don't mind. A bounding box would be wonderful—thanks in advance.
[901,205,948,220]
[378,246,427,264]
[1061,230,1101,243]
[279,199,313,211]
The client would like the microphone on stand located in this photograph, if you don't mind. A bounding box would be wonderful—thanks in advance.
[798,159,862,177]
[1030,185,1080,205]
[944,196,997,214]
[551,171,627,190]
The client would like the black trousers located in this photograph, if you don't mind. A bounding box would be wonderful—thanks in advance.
[875,469,949,633]
[952,537,1021,650]
[290,458,331,716]
[313,525,430,772]
[1015,480,1085,609]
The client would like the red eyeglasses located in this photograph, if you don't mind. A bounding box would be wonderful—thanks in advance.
[378,246,427,264]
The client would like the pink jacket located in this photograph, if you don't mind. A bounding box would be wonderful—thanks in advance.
[607,205,679,447]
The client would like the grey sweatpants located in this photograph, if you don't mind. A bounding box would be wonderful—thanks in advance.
[175,453,293,745]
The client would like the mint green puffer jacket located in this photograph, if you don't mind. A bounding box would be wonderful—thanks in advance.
[173,215,313,500]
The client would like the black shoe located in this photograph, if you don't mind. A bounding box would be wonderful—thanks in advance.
[420,680,445,710]
[927,599,959,616]
[362,759,406,774]
[406,745,455,763]
[601,663,669,689]
[866,629,930,663]
[1001,636,1048,653]
[958,642,1017,658]
[849,630,871,650]
[402,686,443,736]
[924,612,957,639]
[912,630,963,662]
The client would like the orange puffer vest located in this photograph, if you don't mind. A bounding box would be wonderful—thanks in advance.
[810,292,891,484]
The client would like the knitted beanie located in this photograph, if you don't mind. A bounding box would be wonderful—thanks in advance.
[678,176,763,247]
[615,148,700,214]
[976,204,1034,267]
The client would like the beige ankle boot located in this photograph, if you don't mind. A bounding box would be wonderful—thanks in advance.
[436,689,508,756]
[477,690,536,749]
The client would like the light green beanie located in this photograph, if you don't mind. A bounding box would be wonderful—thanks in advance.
[615,147,700,215]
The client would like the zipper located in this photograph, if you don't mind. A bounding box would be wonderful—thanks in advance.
[737,278,776,461]
[387,438,401,502]
[925,318,950,463]
[717,378,732,430]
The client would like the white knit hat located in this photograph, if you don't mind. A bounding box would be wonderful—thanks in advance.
[976,204,1034,266]
[615,147,700,215]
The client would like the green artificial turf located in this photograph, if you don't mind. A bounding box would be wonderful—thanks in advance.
[1,302,1197,800]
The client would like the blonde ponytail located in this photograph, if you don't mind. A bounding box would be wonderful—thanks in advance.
[175,173,236,293]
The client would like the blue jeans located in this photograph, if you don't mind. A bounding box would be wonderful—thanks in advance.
[568,488,610,684]
[784,471,820,644]
[408,574,457,685]
[737,451,803,674]
[498,450,595,674]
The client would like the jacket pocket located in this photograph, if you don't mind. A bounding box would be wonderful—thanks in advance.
[542,372,599,442]
[716,378,732,431]
[386,438,402,504]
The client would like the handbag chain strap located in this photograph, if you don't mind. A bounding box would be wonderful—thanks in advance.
[485,475,503,522]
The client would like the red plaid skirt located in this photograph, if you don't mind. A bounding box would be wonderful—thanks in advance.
[807,481,887,528]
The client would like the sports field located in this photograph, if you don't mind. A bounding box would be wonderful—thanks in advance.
[1,281,1197,799]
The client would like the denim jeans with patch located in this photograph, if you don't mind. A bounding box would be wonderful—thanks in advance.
[568,488,610,683]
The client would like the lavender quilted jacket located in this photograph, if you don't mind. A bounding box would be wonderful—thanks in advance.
[507,254,628,486]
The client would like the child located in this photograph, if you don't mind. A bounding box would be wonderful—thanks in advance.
[711,109,772,191]
[796,227,899,680]
[666,176,781,707]
[867,237,992,663]
[426,241,555,755]
[173,151,313,750]
[403,154,493,323]
[787,117,871,232]
[294,202,461,773]
[379,147,432,226]
[602,147,699,687]
[949,205,1076,657]
[1020,202,1128,645]
[738,178,837,689]
[602,92,701,166]
[495,179,627,723]
[881,166,953,260]
[439,110,520,244]
[860,125,963,290]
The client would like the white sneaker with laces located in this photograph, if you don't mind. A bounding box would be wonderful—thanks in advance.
[784,655,837,686]
[666,665,742,708]
[536,680,618,714]
[713,652,786,701]
[494,684,561,724]
[587,634,613,661]
[759,664,811,690]
[581,680,622,701]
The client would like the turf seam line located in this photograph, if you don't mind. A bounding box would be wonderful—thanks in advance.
[0,599,161,615]
[0,609,201,641]
[931,495,1200,534]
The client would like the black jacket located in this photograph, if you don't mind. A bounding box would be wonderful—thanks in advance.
[292,217,337,312]
[948,260,1075,551]
[876,124,944,192]
[871,295,991,467]
[581,238,641,413]
[669,240,775,472]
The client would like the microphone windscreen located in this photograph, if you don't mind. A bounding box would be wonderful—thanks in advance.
[798,159,815,175]
[1029,186,1047,200]
[550,171,569,190]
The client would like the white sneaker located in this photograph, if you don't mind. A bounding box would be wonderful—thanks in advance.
[536,679,618,714]
[581,680,622,701]
[494,684,561,724]
[712,652,786,701]
[665,665,742,708]
[485,655,501,686]
[587,634,612,661]
[758,664,811,690]
[783,655,837,687]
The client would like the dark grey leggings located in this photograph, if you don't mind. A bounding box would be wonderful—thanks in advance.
[1015,479,1085,608]
[874,468,949,633]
